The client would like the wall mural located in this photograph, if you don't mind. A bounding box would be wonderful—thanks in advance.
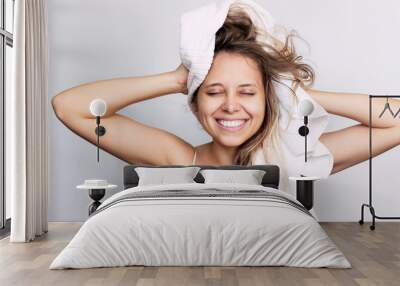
[51,0,400,193]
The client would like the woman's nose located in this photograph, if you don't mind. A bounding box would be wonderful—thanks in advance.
[222,102,240,113]
[221,96,240,113]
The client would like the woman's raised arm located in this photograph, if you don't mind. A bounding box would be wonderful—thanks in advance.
[51,65,194,165]
[305,88,400,174]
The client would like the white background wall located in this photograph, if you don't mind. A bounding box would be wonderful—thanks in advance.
[47,0,400,222]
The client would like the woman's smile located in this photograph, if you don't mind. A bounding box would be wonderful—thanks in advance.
[215,118,250,132]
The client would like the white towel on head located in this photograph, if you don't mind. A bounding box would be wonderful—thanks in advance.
[179,0,334,194]
[179,0,232,101]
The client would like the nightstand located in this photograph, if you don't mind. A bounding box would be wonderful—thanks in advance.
[289,176,320,210]
[77,180,117,215]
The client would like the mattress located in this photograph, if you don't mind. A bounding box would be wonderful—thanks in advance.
[49,183,351,269]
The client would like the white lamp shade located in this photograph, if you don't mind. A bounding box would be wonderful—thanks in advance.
[89,99,107,117]
[298,99,314,116]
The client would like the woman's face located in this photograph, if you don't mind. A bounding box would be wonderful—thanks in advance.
[194,52,266,147]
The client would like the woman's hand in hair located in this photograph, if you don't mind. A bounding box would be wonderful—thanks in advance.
[174,63,189,95]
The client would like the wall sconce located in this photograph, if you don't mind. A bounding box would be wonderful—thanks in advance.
[297,99,314,163]
[89,99,107,162]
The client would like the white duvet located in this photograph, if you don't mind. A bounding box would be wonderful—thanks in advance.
[49,183,351,269]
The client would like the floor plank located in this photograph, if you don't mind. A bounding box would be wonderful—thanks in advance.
[0,222,399,286]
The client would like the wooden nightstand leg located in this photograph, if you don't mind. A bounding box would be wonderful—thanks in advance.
[296,180,314,210]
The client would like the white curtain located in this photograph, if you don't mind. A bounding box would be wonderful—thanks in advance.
[7,0,49,242]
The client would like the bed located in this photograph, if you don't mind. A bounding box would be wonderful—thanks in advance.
[49,164,351,269]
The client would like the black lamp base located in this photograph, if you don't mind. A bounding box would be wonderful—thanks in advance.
[88,188,105,215]
[296,180,314,210]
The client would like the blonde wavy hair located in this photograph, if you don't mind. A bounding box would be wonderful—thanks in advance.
[191,6,315,166]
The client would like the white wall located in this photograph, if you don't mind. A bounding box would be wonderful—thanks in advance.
[48,0,400,222]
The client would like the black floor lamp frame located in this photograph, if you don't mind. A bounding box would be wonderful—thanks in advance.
[359,95,400,230]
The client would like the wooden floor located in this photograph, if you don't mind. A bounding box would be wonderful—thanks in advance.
[0,222,399,286]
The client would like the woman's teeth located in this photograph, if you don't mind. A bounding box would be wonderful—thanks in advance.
[218,120,245,127]
[216,119,247,131]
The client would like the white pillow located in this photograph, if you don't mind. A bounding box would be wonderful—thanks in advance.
[135,167,201,186]
[200,169,266,185]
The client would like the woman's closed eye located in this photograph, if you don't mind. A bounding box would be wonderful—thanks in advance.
[207,92,224,96]
[207,92,255,96]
